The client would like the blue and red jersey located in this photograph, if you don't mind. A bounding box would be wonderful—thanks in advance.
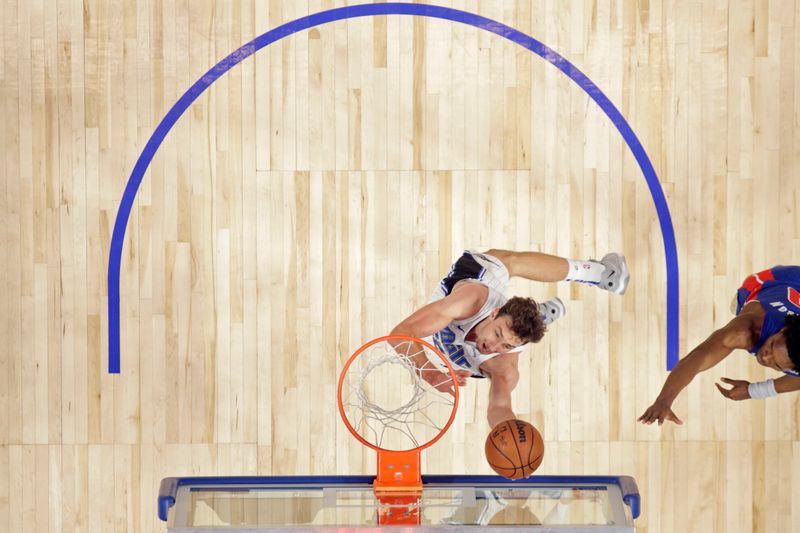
[735,266,800,375]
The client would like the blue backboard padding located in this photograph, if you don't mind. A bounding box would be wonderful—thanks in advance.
[157,477,178,523]
[157,474,640,521]
[616,475,640,520]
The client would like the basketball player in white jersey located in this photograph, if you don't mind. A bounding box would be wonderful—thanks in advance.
[390,249,630,429]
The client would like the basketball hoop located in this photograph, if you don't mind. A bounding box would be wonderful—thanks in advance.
[337,335,461,525]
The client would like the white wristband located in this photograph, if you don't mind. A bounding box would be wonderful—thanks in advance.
[748,379,778,399]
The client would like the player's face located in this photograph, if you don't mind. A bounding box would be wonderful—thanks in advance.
[476,312,522,354]
[755,329,796,373]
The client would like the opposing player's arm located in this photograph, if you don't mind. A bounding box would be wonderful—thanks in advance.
[482,354,521,428]
[639,314,754,425]
[390,283,487,339]
[658,317,752,401]
[715,375,800,401]
[775,375,800,393]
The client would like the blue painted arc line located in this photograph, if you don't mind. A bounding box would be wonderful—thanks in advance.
[108,2,679,373]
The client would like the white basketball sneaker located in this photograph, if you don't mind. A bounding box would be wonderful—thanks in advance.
[538,297,566,326]
[597,253,630,295]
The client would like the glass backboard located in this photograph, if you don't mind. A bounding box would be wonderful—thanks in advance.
[159,475,640,532]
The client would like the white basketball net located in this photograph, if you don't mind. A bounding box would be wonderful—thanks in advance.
[339,339,459,451]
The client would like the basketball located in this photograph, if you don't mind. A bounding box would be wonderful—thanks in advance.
[485,419,544,480]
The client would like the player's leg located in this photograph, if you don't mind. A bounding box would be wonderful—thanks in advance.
[484,250,568,282]
[481,250,564,324]
[464,250,565,325]
[484,249,630,295]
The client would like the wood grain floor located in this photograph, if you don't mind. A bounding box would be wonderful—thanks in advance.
[2,1,800,531]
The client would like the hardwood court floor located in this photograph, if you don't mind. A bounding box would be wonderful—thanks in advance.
[1,1,799,532]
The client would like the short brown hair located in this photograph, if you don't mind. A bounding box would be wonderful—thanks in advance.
[497,296,546,344]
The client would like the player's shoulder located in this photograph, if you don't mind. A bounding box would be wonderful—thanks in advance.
[769,265,800,279]
[448,280,489,304]
[722,305,763,349]
[432,281,487,319]
[736,300,765,322]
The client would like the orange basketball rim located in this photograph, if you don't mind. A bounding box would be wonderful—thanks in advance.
[337,335,461,525]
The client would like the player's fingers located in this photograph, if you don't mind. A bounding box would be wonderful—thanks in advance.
[668,411,683,425]
[715,383,730,397]
[646,409,659,424]
[453,370,469,383]
[722,377,746,386]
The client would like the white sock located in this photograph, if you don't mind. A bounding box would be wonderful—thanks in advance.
[564,259,605,284]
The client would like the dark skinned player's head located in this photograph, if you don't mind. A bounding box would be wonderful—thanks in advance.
[758,314,800,375]
[786,314,800,372]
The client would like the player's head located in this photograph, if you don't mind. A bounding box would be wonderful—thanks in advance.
[476,297,545,354]
[755,314,800,375]
[785,314,800,374]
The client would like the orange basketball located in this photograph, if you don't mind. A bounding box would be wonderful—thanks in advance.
[485,419,544,480]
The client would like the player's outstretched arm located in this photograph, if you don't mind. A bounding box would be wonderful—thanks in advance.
[774,375,800,393]
[390,283,487,340]
[639,316,753,425]
[482,355,521,428]
[389,284,485,395]
[486,368,519,429]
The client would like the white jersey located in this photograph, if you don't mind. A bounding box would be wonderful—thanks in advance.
[424,251,523,377]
